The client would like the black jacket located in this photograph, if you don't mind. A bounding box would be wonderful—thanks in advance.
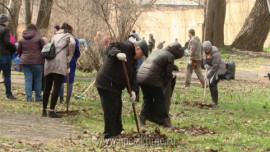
[137,43,184,87]
[0,24,16,55]
[95,42,137,92]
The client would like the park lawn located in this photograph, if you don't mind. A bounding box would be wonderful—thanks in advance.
[176,47,270,70]
[0,78,270,151]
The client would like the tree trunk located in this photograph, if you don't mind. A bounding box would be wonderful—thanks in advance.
[24,0,32,28]
[204,0,226,48]
[7,0,22,40]
[0,0,7,14]
[231,0,270,51]
[36,0,53,34]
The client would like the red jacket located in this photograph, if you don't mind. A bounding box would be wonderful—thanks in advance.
[17,29,45,65]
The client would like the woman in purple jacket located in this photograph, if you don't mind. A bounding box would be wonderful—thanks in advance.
[17,24,45,102]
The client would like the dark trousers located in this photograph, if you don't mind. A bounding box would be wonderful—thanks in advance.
[0,55,12,97]
[164,77,176,114]
[43,73,64,110]
[97,88,123,139]
[209,74,225,104]
[140,85,169,125]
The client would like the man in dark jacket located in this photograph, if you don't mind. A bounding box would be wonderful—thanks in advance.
[0,14,16,100]
[203,41,226,106]
[95,39,148,139]
[148,33,155,54]
[137,42,184,127]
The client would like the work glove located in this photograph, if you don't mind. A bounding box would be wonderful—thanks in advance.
[172,73,176,79]
[130,91,136,102]
[204,64,211,70]
[117,53,127,61]
[84,47,88,52]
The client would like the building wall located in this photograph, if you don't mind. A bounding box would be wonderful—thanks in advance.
[135,0,270,48]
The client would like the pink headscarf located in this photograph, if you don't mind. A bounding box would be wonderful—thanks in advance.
[9,33,16,43]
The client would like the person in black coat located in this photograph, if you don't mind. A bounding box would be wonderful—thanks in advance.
[95,39,148,139]
[137,42,184,127]
[0,14,16,100]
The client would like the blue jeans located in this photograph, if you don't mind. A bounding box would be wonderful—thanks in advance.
[0,55,12,97]
[22,65,43,101]
[59,83,73,99]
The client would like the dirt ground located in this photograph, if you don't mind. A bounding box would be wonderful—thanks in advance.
[0,111,79,144]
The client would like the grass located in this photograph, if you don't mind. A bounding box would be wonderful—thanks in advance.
[1,50,270,151]
[264,47,270,52]
[1,78,270,151]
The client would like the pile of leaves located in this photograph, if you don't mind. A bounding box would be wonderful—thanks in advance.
[169,125,216,136]
[175,101,215,108]
[99,127,177,147]
[56,108,91,117]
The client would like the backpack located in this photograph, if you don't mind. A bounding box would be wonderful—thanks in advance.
[41,35,68,60]
[224,61,236,80]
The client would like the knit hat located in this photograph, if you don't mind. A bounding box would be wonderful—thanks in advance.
[136,39,149,57]
[203,41,213,51]
[54,25,60,31]
[188,29,195,36]
[0,14,9,24]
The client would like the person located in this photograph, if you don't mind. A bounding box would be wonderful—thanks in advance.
[17,24,45,102]
[148,33,155,54]
[53,25,60,34]
[42,23,75,118]
[157,41,165,49]
[137,42,184,128]
[131,29,139,40]
[78,39,88,51]
[0,33,16,83]
[185,29,205,87]
[95,39,148,139]
[0,14,16,100]
[203,41,226,106]
[59,26,80,103]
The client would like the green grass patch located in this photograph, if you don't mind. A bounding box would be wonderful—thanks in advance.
[264,47,270,52]
[1,79,270,151]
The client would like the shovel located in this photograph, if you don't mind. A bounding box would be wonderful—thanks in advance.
[121,60,140,134]
[66,38,71,112]
[204,69,208,102]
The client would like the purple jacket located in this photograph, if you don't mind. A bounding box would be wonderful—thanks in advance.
[63,38,80,83]
[17,29,45,65]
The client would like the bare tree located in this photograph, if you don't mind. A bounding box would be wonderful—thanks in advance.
[231,0,270,51]
[7,0,22,40]
[92,0,157,42]
[0,0,7,14]
[36,0,53,34]
[24,0,32,28]
[204,0,226,48]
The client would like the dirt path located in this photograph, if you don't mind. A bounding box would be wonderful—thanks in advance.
[0,111,79,144]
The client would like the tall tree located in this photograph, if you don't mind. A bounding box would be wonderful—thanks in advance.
[7,0,22,40]
[204,0,226,48]
[36,0,53,34]
[24,0,32,28]
[231,0,270,51]
[0,0,7,14]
